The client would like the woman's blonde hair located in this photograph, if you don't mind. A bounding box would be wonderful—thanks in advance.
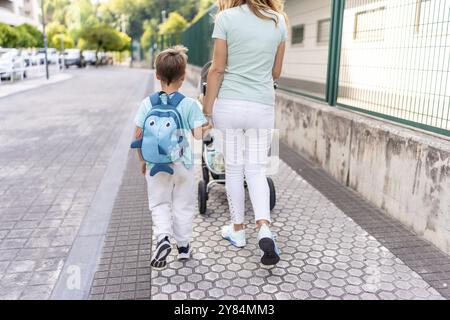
[217,0,287,25]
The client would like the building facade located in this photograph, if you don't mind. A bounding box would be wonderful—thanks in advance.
[0,0,40,27]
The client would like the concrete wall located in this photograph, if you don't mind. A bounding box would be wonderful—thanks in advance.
[186,65,450,255]
[277,91,450,255]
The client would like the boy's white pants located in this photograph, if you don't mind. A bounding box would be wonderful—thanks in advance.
[145,163,195,244]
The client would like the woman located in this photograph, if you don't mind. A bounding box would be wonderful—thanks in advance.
[203,0,287,265]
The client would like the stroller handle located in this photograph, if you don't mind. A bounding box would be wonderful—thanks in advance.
[203,134,214,146]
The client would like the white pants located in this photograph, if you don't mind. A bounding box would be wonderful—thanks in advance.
[213,99,274,225]
[146,163,195,244]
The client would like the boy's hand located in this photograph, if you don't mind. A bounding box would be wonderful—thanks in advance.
[140,161,147,176]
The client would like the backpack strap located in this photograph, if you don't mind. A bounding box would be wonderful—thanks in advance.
[149,92,161,106]
[168,92,185,107]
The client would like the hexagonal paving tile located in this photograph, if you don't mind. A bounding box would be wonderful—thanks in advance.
[93,157,447,301]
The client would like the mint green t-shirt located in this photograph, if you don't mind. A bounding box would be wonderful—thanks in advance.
[134,93,207,170]
[212,4,287,106]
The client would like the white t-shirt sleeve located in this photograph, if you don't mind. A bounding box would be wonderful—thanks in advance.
[212,12,227,40]
[279,15,288,42]
[134,98,150,128]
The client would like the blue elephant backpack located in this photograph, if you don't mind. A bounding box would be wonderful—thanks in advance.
[131,91,186,176]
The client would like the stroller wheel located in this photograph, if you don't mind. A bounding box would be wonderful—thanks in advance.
[202,166,210,185]
[198,181,207,215]
[267,177,276,211]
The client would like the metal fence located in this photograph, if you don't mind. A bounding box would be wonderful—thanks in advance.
[151,0,450,137]
[338,0,450,135]
[182,6,216,68]
[151,6,216,68]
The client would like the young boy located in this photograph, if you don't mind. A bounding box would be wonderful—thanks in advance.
[134,46,209,269]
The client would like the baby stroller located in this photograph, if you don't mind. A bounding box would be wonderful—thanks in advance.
[197,62,276,215]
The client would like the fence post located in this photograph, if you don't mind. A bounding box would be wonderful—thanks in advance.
[326,0,345,106]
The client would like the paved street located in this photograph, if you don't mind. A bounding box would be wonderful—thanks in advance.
[1,67,450,300]
[0,67,151,299]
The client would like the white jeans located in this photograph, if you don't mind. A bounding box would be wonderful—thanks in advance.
[213,99,274,225]
[145,163,195,244]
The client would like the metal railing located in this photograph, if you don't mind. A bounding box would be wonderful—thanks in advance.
[182,6,216,68]
[151,6,216,68]
[337,0,450,135]
[150,0,450,137]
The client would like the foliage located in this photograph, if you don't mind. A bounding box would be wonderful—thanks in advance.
[159,12,188,35]
[17,24,44,48]
[15,26,37,48]
[44,0,71,24]
[38,0,212,52]
[140,19,159,52]
[0,23,19,48]
[192,0,216,23]
[107,0,206,40]
[79,25,129,53]
[51,34,74,50]
[0,23,44,48]
[46,22,66,47]
[117,32,132,51]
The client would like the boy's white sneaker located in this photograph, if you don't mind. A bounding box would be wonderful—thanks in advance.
[221,225,246,248]
[151,236,172,269]
[258,224,280,266]
[177,243,191,261]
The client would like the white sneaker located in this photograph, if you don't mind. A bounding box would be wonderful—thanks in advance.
[177,243,191,261]
[151,236,172,269]
[257,224,280,266]
[221,225,246,248]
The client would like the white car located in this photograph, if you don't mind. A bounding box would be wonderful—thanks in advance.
[0,49,27,81]
[63,49,86,68]
[82,50,97,65]
[47,48,59,64]
[36,49,46,65]
[20,50,32,67]
[29,51,41,65]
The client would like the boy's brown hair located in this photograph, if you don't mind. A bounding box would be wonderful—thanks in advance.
[155,46,188,85]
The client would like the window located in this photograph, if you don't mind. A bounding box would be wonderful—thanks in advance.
[354,7,386,42]
[0,0,14,12]
[291,25,305,45]
[317,19,330,44]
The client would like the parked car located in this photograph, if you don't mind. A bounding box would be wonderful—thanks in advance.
[20,50,32,67]
[63,49,86,68]
[0,49,27,81]
[46,48,59,64]
[82,50,97,65]
[29,51,41,66]
[36,49,46,65]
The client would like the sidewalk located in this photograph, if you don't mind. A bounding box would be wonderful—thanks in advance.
[0,67,152,300]
[0,67,72,99]
[87,79,450,300]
